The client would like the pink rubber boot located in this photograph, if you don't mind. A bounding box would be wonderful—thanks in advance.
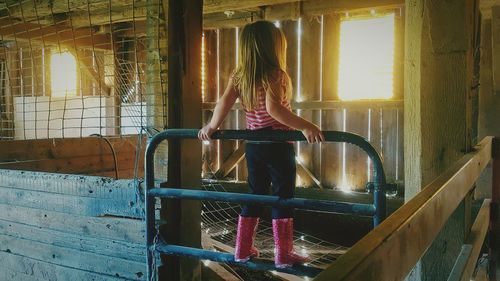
[234,216,260,262]
[272,218,310,268]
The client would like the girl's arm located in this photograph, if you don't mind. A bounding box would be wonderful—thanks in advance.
[198,79,238,141]
[265,80,324,144]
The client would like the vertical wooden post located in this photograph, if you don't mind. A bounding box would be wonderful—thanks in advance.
[492,6,500,96]
[161,0,202,281]
[404,0,476,280]
[321,14,342,189]
[218,28,237,179]
[146,0,164,132]
[491,137,500,280]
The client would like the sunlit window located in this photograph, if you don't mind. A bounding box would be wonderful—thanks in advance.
[51,51,77,97]
[338,14,395,100]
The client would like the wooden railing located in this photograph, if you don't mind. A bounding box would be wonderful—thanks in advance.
[314,137,500,281]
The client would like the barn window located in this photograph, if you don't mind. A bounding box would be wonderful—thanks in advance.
[50,51,77,97]
[338,13,395,101]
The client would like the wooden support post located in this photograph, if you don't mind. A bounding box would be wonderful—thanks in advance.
[320,14,342,189]
[491,137,500,280]
[404,0,476,280]
[218,28,237,179]
[162,1,203,281]
[492,6,500,95]
[146,0,164,132]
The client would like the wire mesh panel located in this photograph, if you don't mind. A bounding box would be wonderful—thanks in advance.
[0,0,166,140]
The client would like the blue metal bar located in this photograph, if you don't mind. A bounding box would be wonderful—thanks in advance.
[155,243,323,278]
[149,188,376,216]
[145,129,387,280]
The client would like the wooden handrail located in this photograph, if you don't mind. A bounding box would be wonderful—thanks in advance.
[314,137,494,281]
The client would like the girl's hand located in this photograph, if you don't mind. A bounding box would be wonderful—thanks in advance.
[198,124,217,141]
[301,124,325,144]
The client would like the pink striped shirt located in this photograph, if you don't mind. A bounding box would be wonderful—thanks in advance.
[235,70,292,131]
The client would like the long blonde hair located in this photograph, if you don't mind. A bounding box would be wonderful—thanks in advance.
[233,21,291,110]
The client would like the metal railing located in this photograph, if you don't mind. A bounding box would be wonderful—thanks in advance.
[144,129,387,280]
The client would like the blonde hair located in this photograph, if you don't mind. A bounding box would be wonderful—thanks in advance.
[233,21,292,110]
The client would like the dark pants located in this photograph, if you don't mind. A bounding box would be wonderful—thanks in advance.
[240,142,296,219]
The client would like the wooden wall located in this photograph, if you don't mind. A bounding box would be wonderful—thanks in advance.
[0,170,146,280]
[0,136,146,280]
[202,13,404,191]
[0,135,145,178]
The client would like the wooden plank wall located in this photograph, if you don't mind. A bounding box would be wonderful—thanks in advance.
[0,135,145,178]
[202,14,404,191]
[0,169,146,280]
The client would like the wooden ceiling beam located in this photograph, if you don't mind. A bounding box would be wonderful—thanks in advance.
[265,0,404,21]
[204,0,404,29]
[3,0,143,20]
[0,19,112,49]
[3,0,405,31]
[203,0,303,14]
[204,10,264,29]
[4,0,293,20]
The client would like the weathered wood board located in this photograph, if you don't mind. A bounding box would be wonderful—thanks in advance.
[0,169,146,280]
[0,136,145,178]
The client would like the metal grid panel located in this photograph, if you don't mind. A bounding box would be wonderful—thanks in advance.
[0,0,166,140]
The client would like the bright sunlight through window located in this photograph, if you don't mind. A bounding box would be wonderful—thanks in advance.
[51,51,77,97]
[338,14,395,101]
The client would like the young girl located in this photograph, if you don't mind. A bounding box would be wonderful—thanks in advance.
[198,21,324,268]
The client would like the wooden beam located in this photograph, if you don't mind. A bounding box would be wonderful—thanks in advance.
[164,0,203,280]
[203,0,404,28]
[210,142,323,188]
[0,153,130,175]
[296,162,322,189]
[4,0,404,31]
[264,0,404,22]
[72,49,111,95]
[203,10,264,29]
[492,6,500,95]
[0,20,112,49]
[4,0,137,20]
[0,136,142,161]
[202,100,404,111]
[458,199,491,281]
[0,233,144,280]
[0,203,144,244]
[200,236,241,281]
[0,218,144,262]
[0,251,126,281]
[203,0,301,14]
[404,1,474,278]
[313,137,492,281]
[6,0,290,19]
[66,6,150,28]
[214,142,246,179]
[491,137,500,280]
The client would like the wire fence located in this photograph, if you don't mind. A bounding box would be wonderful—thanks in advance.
[201,180,349,280]
[0,0,166,140]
